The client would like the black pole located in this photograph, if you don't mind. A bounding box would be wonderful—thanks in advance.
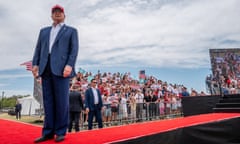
[1,91,4,110]
[0,94,1,110]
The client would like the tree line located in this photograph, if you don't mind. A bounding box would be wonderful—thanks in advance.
[1,95,30,109]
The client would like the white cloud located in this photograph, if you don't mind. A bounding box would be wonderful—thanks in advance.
[1,0,240,70]
[73,0,240,69]
[0,0,240,95]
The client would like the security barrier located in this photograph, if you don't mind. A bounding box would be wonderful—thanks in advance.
[78,100,183,130]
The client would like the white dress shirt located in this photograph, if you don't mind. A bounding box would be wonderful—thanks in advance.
[91,87,99,104]
[49,23,64,53]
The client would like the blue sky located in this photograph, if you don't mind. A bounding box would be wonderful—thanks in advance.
[0,0,240,97]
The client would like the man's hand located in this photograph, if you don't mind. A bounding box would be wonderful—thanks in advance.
[63,65,72,77]
[85,108,89,113]
[32,66,39,78]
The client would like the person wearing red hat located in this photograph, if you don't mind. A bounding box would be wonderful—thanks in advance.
[32,4,79,143]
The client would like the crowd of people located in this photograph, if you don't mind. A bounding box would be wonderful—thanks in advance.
[67,69,205,131]
[206,51,240,95]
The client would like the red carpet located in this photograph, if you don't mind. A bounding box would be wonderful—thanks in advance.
[0,113,240,144]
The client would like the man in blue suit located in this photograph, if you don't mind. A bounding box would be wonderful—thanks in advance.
[32,4,79,143]
[85,79,103,130]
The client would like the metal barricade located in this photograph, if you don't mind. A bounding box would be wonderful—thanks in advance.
[78,99,183,130]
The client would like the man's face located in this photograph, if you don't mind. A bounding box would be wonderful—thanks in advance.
[51,9,65,23]
[91,80,97,88]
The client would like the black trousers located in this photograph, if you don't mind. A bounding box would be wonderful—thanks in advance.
[68,111,81,132]
[16,111,21,119]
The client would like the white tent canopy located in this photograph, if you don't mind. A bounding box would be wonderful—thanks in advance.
[18,96,40,115]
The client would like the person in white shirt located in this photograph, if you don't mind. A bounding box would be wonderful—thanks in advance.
[134,89,144,121]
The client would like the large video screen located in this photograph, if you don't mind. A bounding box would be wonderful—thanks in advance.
[209,48,240,82]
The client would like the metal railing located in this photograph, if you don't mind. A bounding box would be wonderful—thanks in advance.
[78,100,183,130]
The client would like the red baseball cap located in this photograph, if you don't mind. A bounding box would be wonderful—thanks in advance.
[52,4,64,13]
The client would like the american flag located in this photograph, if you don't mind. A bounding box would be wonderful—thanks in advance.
[139,70,146,79]
[20,60,32,71]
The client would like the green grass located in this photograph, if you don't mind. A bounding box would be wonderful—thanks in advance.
[0,112,43,126]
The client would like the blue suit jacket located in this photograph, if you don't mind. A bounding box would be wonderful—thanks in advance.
[32,24,79,78]
[85,87,103,111]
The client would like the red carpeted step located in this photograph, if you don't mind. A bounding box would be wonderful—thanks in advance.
[1,113,240,144]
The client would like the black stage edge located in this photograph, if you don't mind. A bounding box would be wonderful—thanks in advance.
[181,95,220,116]
[112,117,240,144]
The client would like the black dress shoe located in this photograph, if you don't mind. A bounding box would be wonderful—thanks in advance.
[55,135,65,142]
[34,136,54,143]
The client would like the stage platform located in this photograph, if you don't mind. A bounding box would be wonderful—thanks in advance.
[0,113,240,144]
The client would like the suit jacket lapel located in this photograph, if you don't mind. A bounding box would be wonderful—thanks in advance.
[89,88,95,104]
[53,24,67,46]
[46,27,51,51]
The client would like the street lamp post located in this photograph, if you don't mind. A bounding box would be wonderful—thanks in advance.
[1,91,4,110]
